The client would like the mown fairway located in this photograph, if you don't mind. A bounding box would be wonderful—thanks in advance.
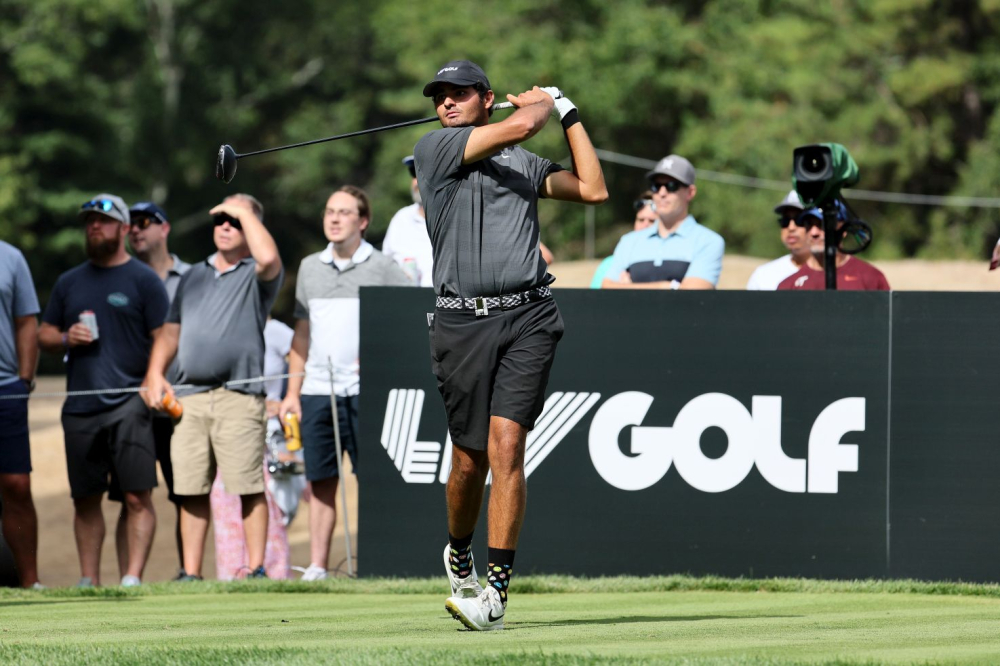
[2,576,1000,664]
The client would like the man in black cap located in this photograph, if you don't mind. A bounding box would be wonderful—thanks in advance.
[123,201,190,579]
[414,59,607,630]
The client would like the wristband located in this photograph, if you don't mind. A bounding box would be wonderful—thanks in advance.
[561,109,580,131]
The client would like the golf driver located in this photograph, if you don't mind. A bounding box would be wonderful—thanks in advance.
[215,95,561,184]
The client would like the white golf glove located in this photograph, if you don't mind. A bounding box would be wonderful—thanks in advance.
[540,86,577,121]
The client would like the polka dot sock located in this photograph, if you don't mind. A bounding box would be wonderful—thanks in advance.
[486,547,515,606]
[448,532,474,579]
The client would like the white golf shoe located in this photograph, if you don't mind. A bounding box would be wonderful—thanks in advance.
[443,543,482,599]
[300,564,328,582]
[445,586,505,631]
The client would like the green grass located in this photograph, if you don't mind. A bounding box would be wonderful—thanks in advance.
[2,575,1000,664]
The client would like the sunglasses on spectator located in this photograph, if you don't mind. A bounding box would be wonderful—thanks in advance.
[633,198,655,211]
[81,199,123,219]
[213,213,242,231]
[131,216,163,230]
[649,180,684,193]
[777,212,803,228]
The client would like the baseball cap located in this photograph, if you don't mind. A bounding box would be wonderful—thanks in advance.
[403,155,415,177]
[129,202,169,224]
[773,190,805,214]
[645,154,696,186]
[79,193,130,225]
[422,60,491,97]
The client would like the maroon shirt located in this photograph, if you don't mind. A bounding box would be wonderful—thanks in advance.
[777,257,890,291]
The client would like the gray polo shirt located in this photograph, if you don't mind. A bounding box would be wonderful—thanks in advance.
[293,240,411,396]
[164,253,192,302]
[168,254,284,395]
[0,242,40,386]
[413,126,563,297]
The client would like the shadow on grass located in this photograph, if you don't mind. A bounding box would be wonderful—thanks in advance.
[0,596,140,608]
[506,613,802,630]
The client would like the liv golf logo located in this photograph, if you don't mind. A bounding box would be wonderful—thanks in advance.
[380,390,864,493]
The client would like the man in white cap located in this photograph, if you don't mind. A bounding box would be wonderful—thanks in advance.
[746,190,811,290]
[602,154,724,290]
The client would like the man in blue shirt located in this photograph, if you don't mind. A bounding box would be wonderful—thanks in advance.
[602,154,724,290]
[38,193,169,587]
[0,241,42,588]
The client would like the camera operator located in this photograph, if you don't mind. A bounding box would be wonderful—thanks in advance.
[777,203,889,291]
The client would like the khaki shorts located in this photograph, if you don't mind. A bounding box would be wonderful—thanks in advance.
[170,389,266,496]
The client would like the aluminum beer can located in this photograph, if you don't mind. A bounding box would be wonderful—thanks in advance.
[79,310,99,340]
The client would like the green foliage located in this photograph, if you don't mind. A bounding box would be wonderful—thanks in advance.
[4,0,1000,311]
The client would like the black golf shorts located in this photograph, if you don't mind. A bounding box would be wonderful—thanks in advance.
[108,415,177,505]
[61,394,158,499]
[429,297,564,451]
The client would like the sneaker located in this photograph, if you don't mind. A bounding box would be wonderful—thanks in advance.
[77,577,94,588]
[300,564,328,582]
[443,543,482,599]
[445,586,505,631]
[174,573,203,582]
[120,575,141,587]
[247,565,268,579]
[30,582,46,591]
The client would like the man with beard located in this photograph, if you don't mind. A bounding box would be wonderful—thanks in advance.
[38,194,169,587]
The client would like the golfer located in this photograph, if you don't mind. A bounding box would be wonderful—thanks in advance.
[414,60,607,631]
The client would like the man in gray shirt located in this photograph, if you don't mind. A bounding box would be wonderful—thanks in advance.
[144,193,283,581]
[0,241,42,588]
[124,201,190,578]
[414,60,607,630]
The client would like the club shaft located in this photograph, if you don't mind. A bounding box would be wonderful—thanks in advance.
[234,98,540,159]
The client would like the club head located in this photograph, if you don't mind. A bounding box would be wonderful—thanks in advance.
[216,144,237,184]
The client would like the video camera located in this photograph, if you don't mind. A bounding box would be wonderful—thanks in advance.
[792,143,871,257]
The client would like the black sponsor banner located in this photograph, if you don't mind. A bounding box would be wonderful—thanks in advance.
[888,293,1000,583]
[360,288,889,579]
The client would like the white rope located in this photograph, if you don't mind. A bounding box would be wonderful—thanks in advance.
[592,148,1000,209]
[0,372,305,401]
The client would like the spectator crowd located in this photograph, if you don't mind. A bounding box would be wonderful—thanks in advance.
[0,153,889,589]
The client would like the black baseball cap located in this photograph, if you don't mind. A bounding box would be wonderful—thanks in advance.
[422,60,491,97]
[129,201,169,224]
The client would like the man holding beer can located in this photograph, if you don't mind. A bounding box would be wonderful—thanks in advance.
[38,193,169,588]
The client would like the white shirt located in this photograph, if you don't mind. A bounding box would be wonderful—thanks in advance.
[381,203,433,287]
[746,255,801,291]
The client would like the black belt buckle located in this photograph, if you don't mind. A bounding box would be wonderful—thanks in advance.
[526,288,542,303]
[474,296,489,317]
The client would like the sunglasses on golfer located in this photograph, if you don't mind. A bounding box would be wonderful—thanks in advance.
[213,213,242,230]
[649,180,684,194]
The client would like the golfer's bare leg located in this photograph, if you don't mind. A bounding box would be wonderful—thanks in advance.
[446,443,489,539]
[240,492,268,571]
[73,493,105,584]
[180,494,210,577]
[486,416,528,549]
[123,490,156,579]
[0,473,39,587]
[309,477,338,570]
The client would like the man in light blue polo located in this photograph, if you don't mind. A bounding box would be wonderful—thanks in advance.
[602,154,724,290]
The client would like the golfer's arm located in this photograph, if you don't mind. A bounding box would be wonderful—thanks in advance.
[463,103,552,164]
[147,323,180,377]
[37,322,66,353]
[15,315,38,380]
[285,319,309,398]
[241,213,282,281]
[541,123,608,204]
